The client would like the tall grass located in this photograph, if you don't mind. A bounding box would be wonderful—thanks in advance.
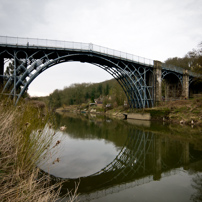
[0,100,76,201]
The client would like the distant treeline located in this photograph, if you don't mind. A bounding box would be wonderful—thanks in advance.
[165,42,202,73]
[39,79,127,109]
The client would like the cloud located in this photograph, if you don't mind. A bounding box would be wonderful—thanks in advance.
[0,0,202,96]
[0,0,49,37]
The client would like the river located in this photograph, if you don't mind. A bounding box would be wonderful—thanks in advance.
[38,112,202,202]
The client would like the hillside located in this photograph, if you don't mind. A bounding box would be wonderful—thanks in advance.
[37,78,127,110]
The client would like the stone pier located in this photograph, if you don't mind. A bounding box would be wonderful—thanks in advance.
[182,70,189,99]
[154,60,162,104]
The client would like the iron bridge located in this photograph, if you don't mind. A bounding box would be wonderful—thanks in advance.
[0,36,199,107]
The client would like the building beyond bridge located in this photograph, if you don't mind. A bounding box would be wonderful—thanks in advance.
[0,36,201,107]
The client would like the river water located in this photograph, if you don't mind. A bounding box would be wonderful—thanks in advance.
[39,112,202,202]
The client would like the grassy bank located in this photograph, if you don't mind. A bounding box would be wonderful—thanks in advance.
[145,97,202,126]
[0,100,76,201]
[56,96,202,126]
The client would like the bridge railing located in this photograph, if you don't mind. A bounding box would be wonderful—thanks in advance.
[0,36,154,66]
[162,63,185,74]
[162,63,202,78]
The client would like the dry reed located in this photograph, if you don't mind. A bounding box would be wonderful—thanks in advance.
[0,100,77,202]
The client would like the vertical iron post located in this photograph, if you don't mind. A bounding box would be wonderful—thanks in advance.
[144,68,146,107]
[13,51,17,104]
[0,56,4,86]
[143,132,146,172]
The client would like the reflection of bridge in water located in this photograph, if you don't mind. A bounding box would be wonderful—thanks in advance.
[55,129,201,202]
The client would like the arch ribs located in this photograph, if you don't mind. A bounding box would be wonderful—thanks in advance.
[1,36,201,107]
[0,46,155,108]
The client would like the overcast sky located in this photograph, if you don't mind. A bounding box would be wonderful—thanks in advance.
[0,0,202,96]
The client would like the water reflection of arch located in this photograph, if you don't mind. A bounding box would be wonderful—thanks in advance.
[56,129,156,198]
[91,129,155,179]
[54,130,181,197]
[161,140,186,170]
[49,127,202,202]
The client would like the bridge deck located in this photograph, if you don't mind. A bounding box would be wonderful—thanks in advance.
[0,36,153,66]
[1,36,201,78]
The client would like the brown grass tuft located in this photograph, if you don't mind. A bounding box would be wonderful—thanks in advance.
[0,100,77,202]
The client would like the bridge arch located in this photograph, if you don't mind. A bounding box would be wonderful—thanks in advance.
[161,71,183,101]
[189,79,202,98]
[2,50,154,108]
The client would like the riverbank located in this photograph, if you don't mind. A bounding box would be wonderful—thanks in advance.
[145,97,202,126]
[0,100,70,202]
[56,96,202,126]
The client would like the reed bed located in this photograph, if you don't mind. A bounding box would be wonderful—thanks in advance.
[0,100,77,202]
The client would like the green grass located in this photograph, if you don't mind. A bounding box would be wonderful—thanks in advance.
[145,108,170,120]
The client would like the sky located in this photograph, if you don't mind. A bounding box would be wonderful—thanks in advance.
[0,0,202,96]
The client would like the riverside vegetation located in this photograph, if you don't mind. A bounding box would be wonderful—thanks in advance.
[0,99,78,202]
[55,95,202,127]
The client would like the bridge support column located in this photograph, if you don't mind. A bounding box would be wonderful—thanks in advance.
[182,70,189,99]
[154,61,162,105]
[0,56,3,86]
